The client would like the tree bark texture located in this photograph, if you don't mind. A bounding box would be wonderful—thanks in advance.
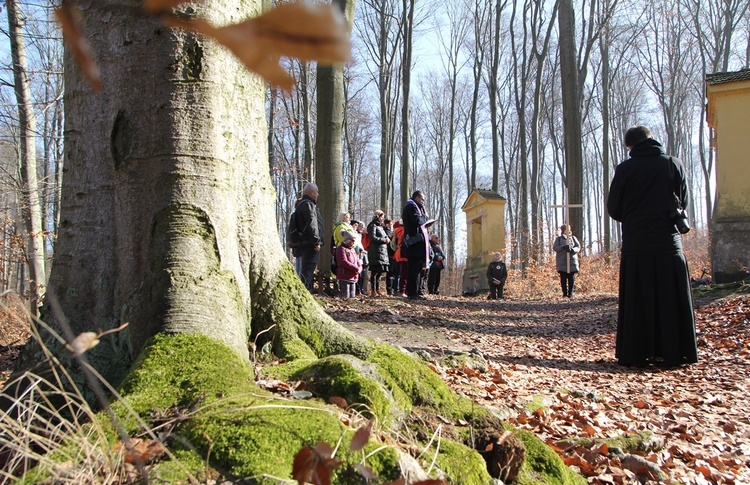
[31,0,347,389]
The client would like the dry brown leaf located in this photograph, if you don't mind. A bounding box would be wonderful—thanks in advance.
[350,419,373,452]
[114,438,167,465]
[292,445,316,485]
[164,1,350,90]
[68,331,100,355]
[328,396,348,409]
[311,441,334,459]
[353,463,377,481]
[54,0,101,91]
[314,457,342,485]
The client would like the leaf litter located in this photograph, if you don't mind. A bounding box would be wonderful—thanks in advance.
[329,293,750,484]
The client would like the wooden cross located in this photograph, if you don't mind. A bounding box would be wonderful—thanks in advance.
[550,188,583,273]
[549,188,583,234]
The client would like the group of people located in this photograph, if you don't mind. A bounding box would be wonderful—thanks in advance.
[292,187,446,301]
[291,125,699,368]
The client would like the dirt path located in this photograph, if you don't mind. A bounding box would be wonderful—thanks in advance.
[324,292,750,484]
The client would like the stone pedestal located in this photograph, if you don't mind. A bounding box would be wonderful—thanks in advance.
[711,220,750,283]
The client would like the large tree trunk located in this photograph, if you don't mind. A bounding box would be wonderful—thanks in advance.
[600,21,612,254]
[11,0,358,391]
[7,0,47,313]
[558,0,584,236]
[316,0,356,283]
[400,0,414,209]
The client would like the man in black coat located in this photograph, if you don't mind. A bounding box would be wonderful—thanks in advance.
[401,190,430,300]
[607,126,697,367]
[294,182,325,292]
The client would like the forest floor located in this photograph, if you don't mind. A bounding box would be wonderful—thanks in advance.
[324,286,750,485]
[1,287,748,484]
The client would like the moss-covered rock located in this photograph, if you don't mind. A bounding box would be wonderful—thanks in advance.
[288,354,403,423]
[513,428,587,485]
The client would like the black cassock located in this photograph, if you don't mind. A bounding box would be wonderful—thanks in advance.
[607,138,698,366]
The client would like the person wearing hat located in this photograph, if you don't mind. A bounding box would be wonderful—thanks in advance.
[553,224,580,297]
[334,230,362,298]
[486,252,507,299]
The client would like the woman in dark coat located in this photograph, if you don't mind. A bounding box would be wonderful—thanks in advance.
[607,126,698,367]
[367,210,391,296]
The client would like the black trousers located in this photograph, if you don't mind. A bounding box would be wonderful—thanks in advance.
[489,282,504,299]
[428,267,442,294]
[297,246,320,292]
[558,271,576,297]
[406,256,425,297]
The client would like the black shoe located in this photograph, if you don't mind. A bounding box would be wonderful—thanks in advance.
[408,295,426,301]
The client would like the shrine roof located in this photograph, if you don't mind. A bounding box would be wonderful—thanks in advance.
[706,69,750,85]
[473,189,506,200]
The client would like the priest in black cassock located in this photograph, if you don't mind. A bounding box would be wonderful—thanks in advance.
[607,126,698,367]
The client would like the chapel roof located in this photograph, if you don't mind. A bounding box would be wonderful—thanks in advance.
[473,189,506,200]
[706,69,750,85]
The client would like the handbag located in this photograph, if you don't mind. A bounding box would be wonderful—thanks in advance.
[403,232,424,248]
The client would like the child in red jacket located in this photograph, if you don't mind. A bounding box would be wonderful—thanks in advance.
[335,231,362,298]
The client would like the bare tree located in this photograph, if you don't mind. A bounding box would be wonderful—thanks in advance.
[400,0,415,209]
[6,0,47,313]
[316,0,357,283]
[357,0,404,214]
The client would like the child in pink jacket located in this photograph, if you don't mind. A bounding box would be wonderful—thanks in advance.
[335,231,362,298]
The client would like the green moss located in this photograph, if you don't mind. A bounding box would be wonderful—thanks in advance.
[110,334,403,482]
[149,448,211,482]
[116,333,253,419]
[281,337,318,360]
[524,394,555,413]
[183,401,346,478]
[367,345,481,420]
[357,445,401,482]
[262,358,316,381]
[290,355,400,422]
[433,439,493,484]
[512,428,586,485]
[297,323,327,357]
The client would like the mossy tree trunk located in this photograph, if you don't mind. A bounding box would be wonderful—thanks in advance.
[11,0,362,393]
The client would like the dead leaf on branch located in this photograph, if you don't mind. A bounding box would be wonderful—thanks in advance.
[57,0,349,91]
[113,438,167,465]
[349,418,373,452]
[54,0,101,91]
[165,1,350,91]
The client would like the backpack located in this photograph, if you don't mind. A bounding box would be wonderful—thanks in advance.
[286,210,301,248]
[360,231,371,251]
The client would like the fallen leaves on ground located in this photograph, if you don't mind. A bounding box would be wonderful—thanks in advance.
[331,293,750,484]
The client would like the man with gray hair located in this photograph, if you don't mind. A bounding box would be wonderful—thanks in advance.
[293,182,324,292]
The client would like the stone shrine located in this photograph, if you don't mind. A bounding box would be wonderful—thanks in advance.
[461,189,506,294]
[706,69,750,283]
